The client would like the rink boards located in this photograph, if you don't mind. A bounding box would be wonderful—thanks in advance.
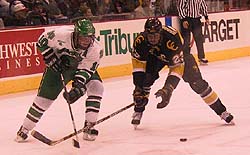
[0,11,250,95]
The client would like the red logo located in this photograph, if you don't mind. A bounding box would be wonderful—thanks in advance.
[0,28,45,78]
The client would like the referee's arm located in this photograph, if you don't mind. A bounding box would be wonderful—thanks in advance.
[200,0,209,19]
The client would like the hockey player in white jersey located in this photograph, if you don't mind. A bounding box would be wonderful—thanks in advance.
[15,19,104,142]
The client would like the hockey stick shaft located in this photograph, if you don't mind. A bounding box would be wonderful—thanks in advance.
[189,32,194,48]
[53,102,135,145]
[32,102,135,146]
[60,74,80,148]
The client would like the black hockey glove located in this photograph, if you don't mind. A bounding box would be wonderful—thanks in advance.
[155,86,173,109]
[42,48,62,72]
[133,86,149,108]
[63,80,86,104]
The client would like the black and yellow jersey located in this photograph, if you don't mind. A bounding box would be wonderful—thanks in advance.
[131,25,185,88]
[131,25,184,73]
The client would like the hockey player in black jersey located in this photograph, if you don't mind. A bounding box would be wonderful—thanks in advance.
[131,17,234,128]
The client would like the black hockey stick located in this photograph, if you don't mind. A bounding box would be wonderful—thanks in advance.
[60,74,80,148]
[189,32,195,48]
[31,102,135,146]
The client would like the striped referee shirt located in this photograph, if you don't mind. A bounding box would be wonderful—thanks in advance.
[177,0,208,20]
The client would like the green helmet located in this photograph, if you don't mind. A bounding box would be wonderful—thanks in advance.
[74,19,95,36]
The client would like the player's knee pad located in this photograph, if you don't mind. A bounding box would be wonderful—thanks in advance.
[183,54,203,83]
[86,80,104,98]
[189,79,209,94]
[144,73,159,87]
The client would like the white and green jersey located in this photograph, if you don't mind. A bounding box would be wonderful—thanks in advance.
[21,27,104,133]
[37,26,103,84]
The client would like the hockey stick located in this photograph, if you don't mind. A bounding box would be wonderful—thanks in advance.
[189,32,194,48]
[60,74,80,148]
[31,102,135,146]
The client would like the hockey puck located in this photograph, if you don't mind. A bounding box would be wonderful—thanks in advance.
[180,138,187,142]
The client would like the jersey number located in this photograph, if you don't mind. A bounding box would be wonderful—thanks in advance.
[37,35,48,47]
[37,31,56,47]
[172,54,183,65]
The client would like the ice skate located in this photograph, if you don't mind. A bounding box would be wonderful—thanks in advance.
[131,112,143,129]
[199,59,208,65]
[15,126,29,143]
[83,121,99,141]
[220,111,235,125]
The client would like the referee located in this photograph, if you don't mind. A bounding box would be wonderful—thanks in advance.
[177,0,209,65]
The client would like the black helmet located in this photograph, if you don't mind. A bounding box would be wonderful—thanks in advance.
[144,18,162,33]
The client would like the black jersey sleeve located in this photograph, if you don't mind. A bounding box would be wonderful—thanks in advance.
[131,33,148,88]
[131,33,149,61]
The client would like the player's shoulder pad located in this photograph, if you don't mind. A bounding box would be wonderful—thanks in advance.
[43,26,73,40]
[87,40,104,59]
[162,25,179,36]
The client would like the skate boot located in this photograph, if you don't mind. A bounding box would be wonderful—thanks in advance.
[131,112,143,129]
[83,121,99,141]
[15,126,29,142]
[220,111,234,125]
[199,59,208,65]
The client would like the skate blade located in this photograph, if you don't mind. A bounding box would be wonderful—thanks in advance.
[227,120,235,126]
[14,136,27,143]
[133,125,138,130]
[83,134,96,141]
[199,62,208,66]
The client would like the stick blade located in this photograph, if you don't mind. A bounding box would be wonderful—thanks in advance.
[31,130,53,146]
[72,139,80,148]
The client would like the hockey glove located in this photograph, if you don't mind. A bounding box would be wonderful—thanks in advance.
[155,86,173,109]
[63,80,86,104]
[60,55,72,71]
[42,48,62,72]
[133,87,149,108]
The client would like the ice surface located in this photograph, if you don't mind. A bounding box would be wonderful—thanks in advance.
[0,57,249,155]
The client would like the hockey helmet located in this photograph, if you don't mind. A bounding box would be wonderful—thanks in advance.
[74,18,95,36]
[144,18,162,45]
[144,18,162,33]
[73,19,95,50]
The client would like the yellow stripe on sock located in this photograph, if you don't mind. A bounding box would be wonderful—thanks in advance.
[203,91,218,105]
